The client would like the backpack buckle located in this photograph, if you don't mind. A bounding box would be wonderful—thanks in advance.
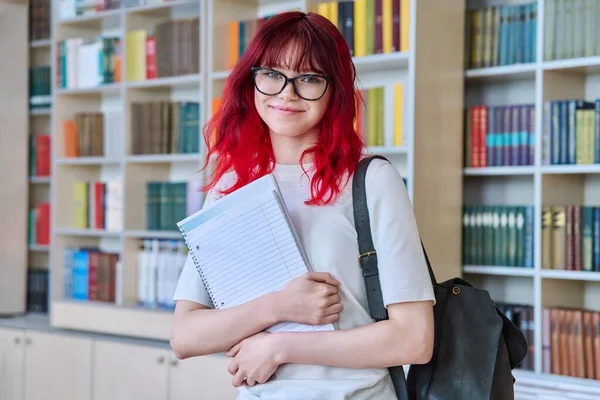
[358,250,377,266]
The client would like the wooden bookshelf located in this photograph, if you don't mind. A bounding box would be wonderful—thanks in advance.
[25,0,53,317]
[463,0,600,393]
[45,0,465,348]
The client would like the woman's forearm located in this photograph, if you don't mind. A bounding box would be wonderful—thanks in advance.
[171,294,280,359]
[274,309,433,369]
[171,272,343,360]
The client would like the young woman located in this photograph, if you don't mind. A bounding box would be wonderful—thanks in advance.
[171,10,435,400]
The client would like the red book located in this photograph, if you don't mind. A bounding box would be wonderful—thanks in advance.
[35,202,50,245]
[35,135,51,176]
[374,0,383,53]
[470,106,480,167]
[392,0,400,52]
[88,251,99,301]
[146,36,156,80]
[108,253,119,303]
[94,181,104,230]
[479,106,488,167]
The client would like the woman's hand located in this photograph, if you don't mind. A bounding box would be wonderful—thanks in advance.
[226,332,283,387]
[273,272,343,326]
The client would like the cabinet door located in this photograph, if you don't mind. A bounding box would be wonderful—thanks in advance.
[23,331,92,400]
[92,340,169,400]
[168,353,238,400]
[0,327,25,400]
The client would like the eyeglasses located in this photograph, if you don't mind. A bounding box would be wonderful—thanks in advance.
[251,67,331,101]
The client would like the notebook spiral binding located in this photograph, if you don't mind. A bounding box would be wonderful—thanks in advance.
[179,229,219,308]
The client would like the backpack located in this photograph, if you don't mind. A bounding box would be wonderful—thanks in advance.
[352,155,528,400]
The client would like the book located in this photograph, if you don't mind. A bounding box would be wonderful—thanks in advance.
[177,174,335,333]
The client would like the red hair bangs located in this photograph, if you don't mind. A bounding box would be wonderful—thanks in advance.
[202,11,365,206]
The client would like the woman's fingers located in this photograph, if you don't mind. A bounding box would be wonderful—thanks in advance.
[227,359,239,375]
[325,293,341,306]
[232,369,247,387]
[325,302,343,316]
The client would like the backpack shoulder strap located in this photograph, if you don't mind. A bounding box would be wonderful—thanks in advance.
[352,155,390,322]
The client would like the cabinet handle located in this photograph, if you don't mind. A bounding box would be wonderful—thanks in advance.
[25,338,32,345]
[157,356,165,364]
[14,337,21,345]
[169,359,178,367]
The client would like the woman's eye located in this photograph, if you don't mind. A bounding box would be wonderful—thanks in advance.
[301,76,321,84]
[265,71,282,79]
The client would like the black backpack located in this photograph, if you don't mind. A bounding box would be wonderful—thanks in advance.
[352,155,528,400]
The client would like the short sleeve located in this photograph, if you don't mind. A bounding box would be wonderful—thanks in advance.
[172,253,214,307]
[366,161,436,307]
[172,185,223,308]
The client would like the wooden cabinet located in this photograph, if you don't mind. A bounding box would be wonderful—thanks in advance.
[23,330,93,400]
[169,353,238,400]
[0,328,25,400]
[0,327,93,400]
[0,325,238,400]
[92,339,238,400]
[92,340,168,400]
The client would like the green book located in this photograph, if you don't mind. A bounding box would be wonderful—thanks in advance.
[462,206,471,265]
[366,0,374,55]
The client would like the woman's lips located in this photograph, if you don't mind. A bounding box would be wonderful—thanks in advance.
[269,105,304,115]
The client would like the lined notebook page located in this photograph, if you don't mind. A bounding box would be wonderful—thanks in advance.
[178,175,334,333]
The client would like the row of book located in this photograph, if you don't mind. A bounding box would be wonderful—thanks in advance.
[131,101,200,155]
[57,36,121,89]
[356,84,403,148]
[542,306,600,379]
[462,205,534,268]
[27,269,49,314]
[541,205,600,272]
[30,0,50,41]
[72,180,123,232]
[222,15,272,71]
[58,0,174,20]
[29,134,51,177]
[497,303,535,371]
[126,18,200,82]
[465,1,538,70]
[29,66,51,110]
[62,112,121,159]
[29,203,51,246]
[136,239,187,309]
[542,99,600,166]
[465,104,535,168]
[63,247,121,303]
[146,180,204,232]
[544,0,600,61]
[58,0,120,20]
[314,0,409,57]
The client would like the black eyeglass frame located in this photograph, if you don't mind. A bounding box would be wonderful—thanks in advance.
[251,66,332,101]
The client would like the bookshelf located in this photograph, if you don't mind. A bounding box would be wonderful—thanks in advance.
[27,0,52,316]
[463,0,600,393]
[0,0,29,316]
[44,0,465,358]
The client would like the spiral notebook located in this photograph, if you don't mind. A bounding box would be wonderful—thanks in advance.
[177,174,335,333]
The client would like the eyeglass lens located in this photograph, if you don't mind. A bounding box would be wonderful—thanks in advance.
[254,69,328,100]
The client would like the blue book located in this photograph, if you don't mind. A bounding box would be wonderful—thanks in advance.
[72,250,89,300]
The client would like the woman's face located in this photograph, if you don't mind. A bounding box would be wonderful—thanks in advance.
[253,52,332,143]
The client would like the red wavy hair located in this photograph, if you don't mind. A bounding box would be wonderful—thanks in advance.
[202,11,365,205]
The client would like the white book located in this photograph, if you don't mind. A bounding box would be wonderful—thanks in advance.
[177,174,335,333]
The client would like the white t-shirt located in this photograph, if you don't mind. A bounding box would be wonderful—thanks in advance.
[173,157,436,400]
